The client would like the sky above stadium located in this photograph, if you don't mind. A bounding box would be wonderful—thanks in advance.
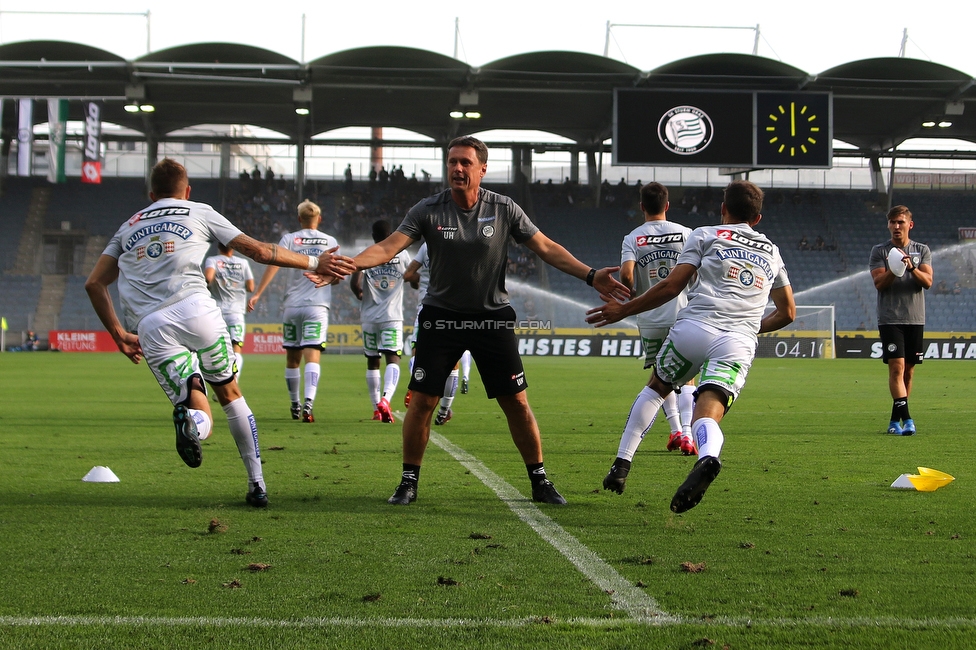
[0,0,973,75]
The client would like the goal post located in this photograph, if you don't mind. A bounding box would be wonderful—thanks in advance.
[757,304,835,359]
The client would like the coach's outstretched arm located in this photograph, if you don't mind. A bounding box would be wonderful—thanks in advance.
[523,231,630,302]
[759,285,797,334]
[85,254,143,364]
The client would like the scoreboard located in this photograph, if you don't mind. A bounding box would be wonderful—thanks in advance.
[614,89,832,169]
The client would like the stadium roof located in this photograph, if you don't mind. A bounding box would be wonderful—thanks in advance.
[1,40,975,157]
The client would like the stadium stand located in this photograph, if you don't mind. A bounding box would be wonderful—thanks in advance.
[0,275,42,333]
[2,175,973,338]
[0,179,35,272]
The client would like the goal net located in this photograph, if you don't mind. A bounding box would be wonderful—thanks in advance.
[756,304,835,359]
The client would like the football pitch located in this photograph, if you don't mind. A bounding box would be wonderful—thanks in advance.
[1,352,974,648]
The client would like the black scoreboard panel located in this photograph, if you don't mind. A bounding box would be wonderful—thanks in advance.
[614,89,832,169]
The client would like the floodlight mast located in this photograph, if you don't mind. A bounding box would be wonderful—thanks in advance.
[603,22,761,59]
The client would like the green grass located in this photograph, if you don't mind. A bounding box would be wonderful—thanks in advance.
[1,352,975,648]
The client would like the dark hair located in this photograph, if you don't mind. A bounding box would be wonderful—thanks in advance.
[887,205,912,221]
[218,243,232,254]
[448,136,488,164]
[150,158,189,198]
[371,219,391,243]
[723,180,764,222]
[639,182,669,215]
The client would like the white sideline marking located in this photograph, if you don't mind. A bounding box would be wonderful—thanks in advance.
[428,432,673,623]
[6,615,976,630]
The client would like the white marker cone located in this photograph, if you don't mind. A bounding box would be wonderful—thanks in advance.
[82,466,120,483]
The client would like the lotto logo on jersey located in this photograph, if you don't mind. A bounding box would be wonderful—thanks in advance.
[294,237,331,246]
[636,233,684,246]
[717,229,773,253]
[437,225,458,240]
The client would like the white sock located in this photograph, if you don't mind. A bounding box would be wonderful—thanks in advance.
[188,408,213,441]
[383,364,400,401]
[693,417,725,460]
[285,367,301,403]
[663,391,682,433]
[460,351,472,381]
[679,388,695,437]
[304,362,320,404]
[441,369,459,410]
[366,369,381,407]
[235,352,244,381]
[616,386,666,461]
[223,397,265,490]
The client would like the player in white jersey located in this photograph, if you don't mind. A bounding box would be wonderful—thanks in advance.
[352,220,411,423]
[604,183,697,496]
[588,181,795,513]
[85,159,353,507]
[248,200,340,424]
[402,241,462,425]
[204,244,254,382]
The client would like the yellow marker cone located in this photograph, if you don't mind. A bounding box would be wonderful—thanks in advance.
[891,467,954,491]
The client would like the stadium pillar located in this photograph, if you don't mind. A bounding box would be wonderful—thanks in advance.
[218,142,231,213]
[869,155,887,195]
[145,137,157,192]
[569,150,580,183]
[296,131,306,203]
[585,149,599,188]
[0,130,10,196]
[371,127,383,172]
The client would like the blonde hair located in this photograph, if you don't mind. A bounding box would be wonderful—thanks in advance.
[297,200,321,226]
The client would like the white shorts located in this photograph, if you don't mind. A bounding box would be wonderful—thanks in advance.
[639,325,672,370]
[655,319,756,403]
[282,306,329,349]
[138,295,235,405]
[222,311,246,346]
[362,320,403,357]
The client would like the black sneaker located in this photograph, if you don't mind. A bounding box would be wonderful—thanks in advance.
[603,463,630,495]
[290,402,301,420]
[388,481,417,505]
[173,404,202,468]
[301,401,314,423]
[532,479,567,505]
[434,407,452,425]
[245,482,268,508]
[460,378,469,394]
[670,456,721,513]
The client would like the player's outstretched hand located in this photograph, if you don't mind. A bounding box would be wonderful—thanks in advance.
[116,332,143,364]
[592,267,630,302]
[314,246,356,279]
[585,295,627,328]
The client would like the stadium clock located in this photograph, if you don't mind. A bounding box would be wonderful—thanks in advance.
[755,92,831,168]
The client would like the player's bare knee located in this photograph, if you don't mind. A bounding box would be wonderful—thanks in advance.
[693,385,734,418]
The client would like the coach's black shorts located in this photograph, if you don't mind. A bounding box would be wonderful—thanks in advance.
[409,304,527,399]
[879,324,924,365]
